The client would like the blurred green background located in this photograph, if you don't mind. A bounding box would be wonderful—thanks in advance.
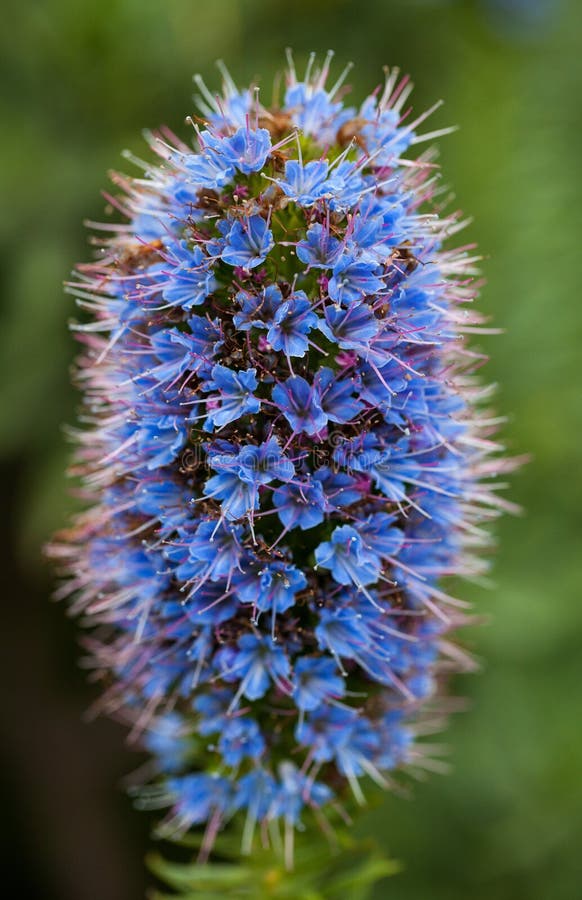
[1,1,580,898]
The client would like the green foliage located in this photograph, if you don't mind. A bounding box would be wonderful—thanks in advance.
[148,827,399,899]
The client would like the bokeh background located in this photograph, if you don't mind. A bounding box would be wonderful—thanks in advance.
[1,1,580,898]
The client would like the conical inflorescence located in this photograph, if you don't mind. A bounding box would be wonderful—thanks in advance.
[51,54,517,861]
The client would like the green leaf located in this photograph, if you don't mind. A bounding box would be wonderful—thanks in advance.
[148,824,398,899]
[148,855,254,889]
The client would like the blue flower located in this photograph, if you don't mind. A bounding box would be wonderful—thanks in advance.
[272,374,328,436]
[285,81,349,139]
[172,582,238,629]
[187,313,223,358]
[203,365,261,430]
[315,367,364,424]
[236,438,295,484]
[277,159,330,206]
[266,292,319,357]
[221,215,274,269]
[356,360,408,409]
[136,415,189,470]
[162,242,216,310]
[313,467,362,510]
[315,525,381,588]
[328,254,386,305]
[358,512,404,560]
[270,761,332,825]
[272,478,326,531]
[347,211,387,263]
[233,284,283,331]
[406,672,435,700]
[333,434,421,504]
[201,82,252,131]
[318,302,379,349]
[358,96,413,164]
[294,706,359,765]
[220,633,291,703]
[204,439,294,521]
[218,716,266,766]
[193,689,233,736]
[136,477,194,532]
[292,657,345,711]
[132,196,173,241]
[183,130,236,189]
[178,520,244,585]
[326,161,368,211]
[315,602,371,659]
[166,773,233,829]
[233,769,277,823]
[144,713,191,774]
[222,126,272,174]
[147,323,219,387]
[296,222,342,269]
[203,466,259,521]
[296,709,382,798]
[234,561,307,619]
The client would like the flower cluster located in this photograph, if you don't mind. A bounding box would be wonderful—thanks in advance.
[51,54,516,862]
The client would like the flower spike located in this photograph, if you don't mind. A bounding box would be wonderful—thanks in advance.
[49,54,518,869]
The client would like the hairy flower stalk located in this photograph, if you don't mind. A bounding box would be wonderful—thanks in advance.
[50,54,518,873]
